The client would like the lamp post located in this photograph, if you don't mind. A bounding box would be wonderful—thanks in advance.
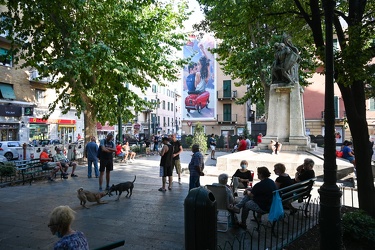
[318,0,343,249]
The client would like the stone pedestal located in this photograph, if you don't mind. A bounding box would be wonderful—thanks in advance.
[260,83,310,151]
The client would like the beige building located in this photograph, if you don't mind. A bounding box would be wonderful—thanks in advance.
[180,62,249,137]
[0,9,83,143]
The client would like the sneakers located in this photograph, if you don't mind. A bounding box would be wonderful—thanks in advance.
[105,186,110,191]
[48,177,54,181]
[178,178,182,185]
[99,187,103,192]
[71,174,78,177]
[62,173,69,179]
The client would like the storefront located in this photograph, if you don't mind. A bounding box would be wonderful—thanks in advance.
[29,118,76,143]
[0,105,22,141]
[97,122,115,140]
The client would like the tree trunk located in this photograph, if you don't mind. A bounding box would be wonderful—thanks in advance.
[339,81,375,218]
[81,93,97,157]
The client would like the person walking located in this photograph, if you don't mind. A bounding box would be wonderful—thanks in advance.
[158,137,174,192]
[188,144,204,191]
[86,136,99,178]
[98,133,116,191]
[171,133,183,184]
[209,134,216,160]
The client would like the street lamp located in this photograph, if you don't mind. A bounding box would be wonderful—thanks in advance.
[319,0,343,249]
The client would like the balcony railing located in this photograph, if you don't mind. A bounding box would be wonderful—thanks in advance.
[217,114,237,124]
[217,90,237,100]
[29,70,51,83]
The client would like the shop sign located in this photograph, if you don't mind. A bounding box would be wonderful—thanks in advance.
[29,118,76,124]
[0,106,22,117]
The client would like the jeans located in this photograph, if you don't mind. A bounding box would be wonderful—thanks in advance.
[189,175,200,191]
[88,159,99,177]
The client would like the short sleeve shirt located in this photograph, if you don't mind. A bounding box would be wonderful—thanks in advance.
[251,178,277,212]
[100,139,115,160]
[188,151,204,177]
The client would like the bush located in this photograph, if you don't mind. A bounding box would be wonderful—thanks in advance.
[0,162,16,176]
[191,122,207,154]
[342,210,375,247]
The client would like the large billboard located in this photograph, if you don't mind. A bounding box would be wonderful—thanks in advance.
[182,34,216,120]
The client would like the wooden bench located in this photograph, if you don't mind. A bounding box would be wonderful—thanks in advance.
[17,159,51,185]
[252,178,316,232]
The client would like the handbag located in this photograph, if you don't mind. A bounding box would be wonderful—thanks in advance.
[268,191,284,222]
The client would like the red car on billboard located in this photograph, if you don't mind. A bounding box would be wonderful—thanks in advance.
[185,91,210,114]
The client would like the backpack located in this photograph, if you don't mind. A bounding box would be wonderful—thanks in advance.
[97,145,102,159]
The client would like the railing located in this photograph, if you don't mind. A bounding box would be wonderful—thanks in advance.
[217,197,320,250]
[217,186,359,250]
[217,90,237,100]
[217,114,237,124]
[29,70,51,83]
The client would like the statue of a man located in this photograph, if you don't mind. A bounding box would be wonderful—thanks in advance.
[271,35,300,86]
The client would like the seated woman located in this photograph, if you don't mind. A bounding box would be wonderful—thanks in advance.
[115,142,126,162]
[232,160,253,195]
[342,140,356,174]
[213,173,239,224]
[294,158,315,183]
[273,163,297,214]
[48,205,89,249]
[231,167,276,230]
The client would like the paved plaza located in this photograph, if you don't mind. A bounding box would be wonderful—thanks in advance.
[0,149,359,249]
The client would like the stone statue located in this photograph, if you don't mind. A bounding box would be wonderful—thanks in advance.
[271,35,300,86]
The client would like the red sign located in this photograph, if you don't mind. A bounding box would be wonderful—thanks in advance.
[187,121,192,127]
[29,118,76,124]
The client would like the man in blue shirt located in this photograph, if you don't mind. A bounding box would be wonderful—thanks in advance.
[188,144,204,191]
[85,136,99,178]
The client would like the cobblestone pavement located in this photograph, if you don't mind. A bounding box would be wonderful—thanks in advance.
[0,149,360,249]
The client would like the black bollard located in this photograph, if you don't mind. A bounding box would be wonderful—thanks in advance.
[184,187,217,250]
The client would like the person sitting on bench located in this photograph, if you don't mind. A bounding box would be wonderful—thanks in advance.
[55,148,78,177]
[40,148,63,181]
[294,158,315,183]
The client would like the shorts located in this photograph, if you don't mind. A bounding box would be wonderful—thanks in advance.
[345,156,355,163]
[173,159,181,174]
[146,147,150,154]
[210,145,216,151]
[99,158,114,172]
[42,162,58,170]
[117,152,125,157]
[161,165,173,177]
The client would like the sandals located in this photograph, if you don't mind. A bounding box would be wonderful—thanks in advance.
[158,188,166,192]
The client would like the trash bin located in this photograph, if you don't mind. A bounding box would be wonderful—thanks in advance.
[184,186,217,250]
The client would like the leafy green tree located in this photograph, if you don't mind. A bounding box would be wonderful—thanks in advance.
[192,122,207,154]
[0,0,190,143]
[196,0,375,218]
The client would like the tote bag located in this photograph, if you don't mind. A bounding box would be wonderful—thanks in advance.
[268,191,284,222]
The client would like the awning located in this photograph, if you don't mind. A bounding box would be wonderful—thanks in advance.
[58,124,76,130]
[0,83,16,99]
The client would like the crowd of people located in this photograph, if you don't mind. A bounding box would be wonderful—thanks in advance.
[220,158,316,230]
[40,131,320,248]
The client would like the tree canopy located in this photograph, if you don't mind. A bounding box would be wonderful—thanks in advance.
[195,0,375,218]
[0,0,190,125]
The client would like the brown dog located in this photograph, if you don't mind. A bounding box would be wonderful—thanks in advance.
[77,187,108,209]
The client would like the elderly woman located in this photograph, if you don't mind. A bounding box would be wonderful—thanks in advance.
[238,167,276,229]
[295,158,315,183]
[232,160,253,196]
[48,206,89,250]
[274,163,297,214]
[274,163,294,189]
[213,173,239,224]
